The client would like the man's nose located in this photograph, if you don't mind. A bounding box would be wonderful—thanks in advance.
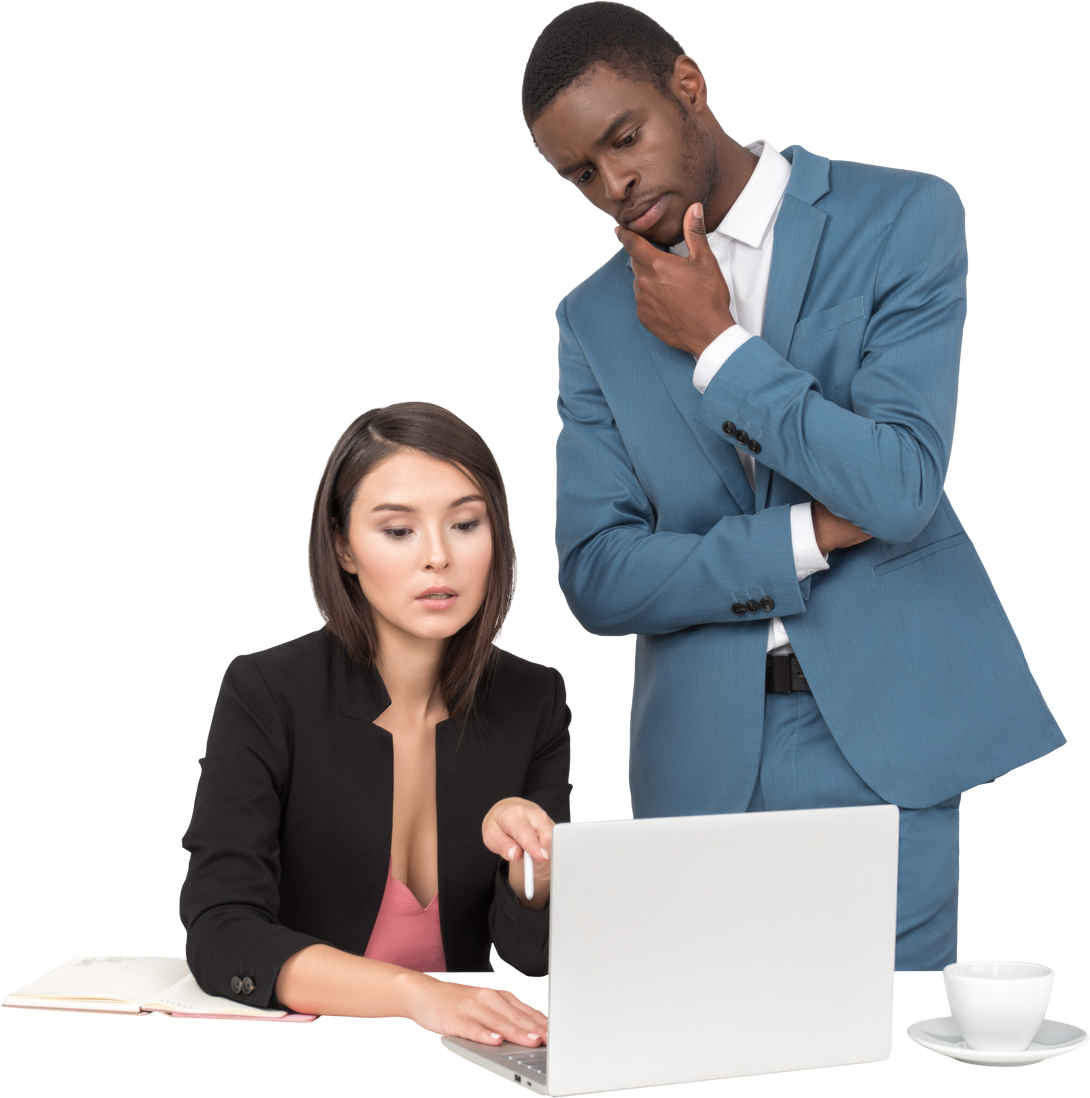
[599,159,636,204]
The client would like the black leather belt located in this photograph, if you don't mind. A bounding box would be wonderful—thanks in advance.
[766,653,811,693]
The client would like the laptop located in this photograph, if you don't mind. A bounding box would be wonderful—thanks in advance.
[443,804,899,1095]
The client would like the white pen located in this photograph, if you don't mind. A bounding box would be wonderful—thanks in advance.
[523,848,535,901]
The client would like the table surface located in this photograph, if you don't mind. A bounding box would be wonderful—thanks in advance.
[2,1014,1088,1093]
[0,1045,1084,1098]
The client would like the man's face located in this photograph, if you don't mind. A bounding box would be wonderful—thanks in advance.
[531,63,715,248]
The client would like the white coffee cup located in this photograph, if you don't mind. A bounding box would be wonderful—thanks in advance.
[943,961,1053,1052]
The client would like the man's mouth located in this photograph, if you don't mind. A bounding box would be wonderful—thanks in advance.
[624,193,669,232]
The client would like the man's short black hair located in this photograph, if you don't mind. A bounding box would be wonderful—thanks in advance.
[522,3,684,128]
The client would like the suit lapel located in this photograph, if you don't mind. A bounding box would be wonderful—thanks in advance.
[752,149,831,510]
[637,319,755,513]
[623,147,833,515]
[761,195,828,360]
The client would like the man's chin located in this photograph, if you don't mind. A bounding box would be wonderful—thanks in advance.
[641,218,686,249]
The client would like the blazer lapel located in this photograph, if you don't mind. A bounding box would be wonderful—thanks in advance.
[752,146,831,511]
[638,317,756,513]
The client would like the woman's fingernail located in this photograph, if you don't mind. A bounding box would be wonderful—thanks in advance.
[490,1032,502,1041]
[540,849,550,861]
[527,1033,540,1040]
[508,846,518,859]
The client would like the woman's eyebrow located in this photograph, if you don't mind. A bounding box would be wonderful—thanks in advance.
[370,495,483,513]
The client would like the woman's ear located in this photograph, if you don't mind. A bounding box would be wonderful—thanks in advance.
[333,530,359,574]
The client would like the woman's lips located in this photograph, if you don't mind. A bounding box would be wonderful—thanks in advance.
[417,588,458,610]
[626,194,669,232]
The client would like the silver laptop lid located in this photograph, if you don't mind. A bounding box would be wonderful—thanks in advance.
[545,805,898,1095]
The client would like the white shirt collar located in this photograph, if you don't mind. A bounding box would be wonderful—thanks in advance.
[710,140,792,249]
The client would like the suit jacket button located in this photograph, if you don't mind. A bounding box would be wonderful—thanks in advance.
[735,429,750,445]
[760,597,775,612]
[241,977,255,995]
[747,439,762,454]
[745,600,760,613]
[731,603,747,616]
[722,421,737,436]
[231,976,243,994]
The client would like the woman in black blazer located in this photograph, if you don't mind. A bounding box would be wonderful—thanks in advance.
[180,403,570,1048]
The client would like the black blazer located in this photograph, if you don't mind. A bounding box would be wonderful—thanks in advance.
[180,628,571,1010]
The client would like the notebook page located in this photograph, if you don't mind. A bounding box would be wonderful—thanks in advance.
[7,956,190,1006]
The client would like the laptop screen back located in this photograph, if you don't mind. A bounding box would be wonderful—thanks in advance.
[545,805,898,1095]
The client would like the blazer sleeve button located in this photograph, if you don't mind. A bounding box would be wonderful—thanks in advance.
[241,977,255,995]
[731,603,747,616]
[735,429,750,445]
[760,597,775,612]
[747,439,762,454]
[745,600,760,613]
[722,421,737,436]
[231,976,243,994]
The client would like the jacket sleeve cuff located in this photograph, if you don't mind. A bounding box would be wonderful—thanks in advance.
[186,910,329,1010]
[693,325,753,393]
[488,863,550,977]
[789,502,830,581]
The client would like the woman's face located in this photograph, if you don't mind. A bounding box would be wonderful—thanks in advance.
[335,448,493,647]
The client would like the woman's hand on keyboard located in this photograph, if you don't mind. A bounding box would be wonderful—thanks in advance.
[406,977,547,1046]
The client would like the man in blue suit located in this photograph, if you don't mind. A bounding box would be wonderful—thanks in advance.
[523,3,1064,969]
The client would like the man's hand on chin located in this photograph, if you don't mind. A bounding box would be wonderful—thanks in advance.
[615,202,734,359]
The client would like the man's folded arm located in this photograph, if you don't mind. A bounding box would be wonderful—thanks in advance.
[694,176,967,545]
[556,302,806,638]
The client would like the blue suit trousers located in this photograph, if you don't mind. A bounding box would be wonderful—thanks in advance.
[746,691,959,971]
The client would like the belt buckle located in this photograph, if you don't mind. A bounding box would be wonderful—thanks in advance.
[766,654,791,693]
[789,657,810,692]
[766,654,810,693]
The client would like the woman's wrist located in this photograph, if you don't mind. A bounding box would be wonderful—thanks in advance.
[395,968,437,1022]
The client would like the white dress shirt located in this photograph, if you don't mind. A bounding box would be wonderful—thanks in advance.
[671,141,829,652]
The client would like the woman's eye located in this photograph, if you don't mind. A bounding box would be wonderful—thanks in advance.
[453,520,481,533]
[384,527,412,539]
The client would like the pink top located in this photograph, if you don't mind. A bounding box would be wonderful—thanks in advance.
[362,860,447,972]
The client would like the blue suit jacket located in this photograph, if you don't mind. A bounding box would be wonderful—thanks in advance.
[555,146,1064,814]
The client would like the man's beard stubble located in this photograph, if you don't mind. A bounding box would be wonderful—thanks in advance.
[663,114,718,248]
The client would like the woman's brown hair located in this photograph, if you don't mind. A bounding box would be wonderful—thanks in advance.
[309,403,515,719]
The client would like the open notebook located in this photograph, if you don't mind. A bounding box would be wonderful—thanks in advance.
[4,956,316,1021]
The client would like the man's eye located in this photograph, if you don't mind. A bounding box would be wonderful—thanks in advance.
[618,129,638,148]
[575,168,593,186]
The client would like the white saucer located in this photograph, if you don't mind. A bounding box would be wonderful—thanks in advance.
[908,1016,1087,1066]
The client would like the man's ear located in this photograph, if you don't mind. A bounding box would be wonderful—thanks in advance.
[672,56,707,113]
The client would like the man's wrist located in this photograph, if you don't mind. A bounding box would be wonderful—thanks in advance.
[693,323,752,394]
[689,315,734,359]
[790,502,829,580]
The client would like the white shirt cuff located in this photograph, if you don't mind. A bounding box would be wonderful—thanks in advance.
[790,502,830,582]
[693,325,753,393]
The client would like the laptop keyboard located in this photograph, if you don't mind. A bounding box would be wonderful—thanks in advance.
[501,1049,547,1077]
